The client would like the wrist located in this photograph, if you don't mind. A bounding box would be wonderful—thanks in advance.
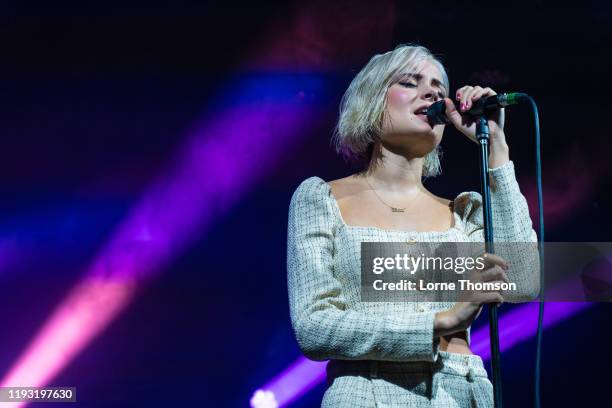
[489,134,509,168]
[434,310,458,337]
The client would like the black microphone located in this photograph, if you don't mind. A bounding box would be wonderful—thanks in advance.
[427,92,528,125]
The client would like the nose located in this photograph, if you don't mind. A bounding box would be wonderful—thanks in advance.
[422,90,440,102]
[421,85,441,102]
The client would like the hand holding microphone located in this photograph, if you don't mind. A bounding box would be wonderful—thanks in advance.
[427,86,527,167]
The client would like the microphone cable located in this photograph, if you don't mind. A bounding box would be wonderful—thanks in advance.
[524,95,545,408]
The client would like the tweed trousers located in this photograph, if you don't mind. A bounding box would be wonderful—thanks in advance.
[323,351,492,408]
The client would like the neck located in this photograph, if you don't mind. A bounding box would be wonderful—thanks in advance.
[365,144,427,194]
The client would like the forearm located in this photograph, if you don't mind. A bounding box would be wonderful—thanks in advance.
[292,307,441,362]
[489,131,510,169]
[486,155,540,300]
[488,159,536,243]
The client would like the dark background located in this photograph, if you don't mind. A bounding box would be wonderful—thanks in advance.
[1,1,611,407]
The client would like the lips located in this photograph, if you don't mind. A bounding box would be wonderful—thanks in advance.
[414,105,432,126]
[415,112,430,125]
[415,113,428,121]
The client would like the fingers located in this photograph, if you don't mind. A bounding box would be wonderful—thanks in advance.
[474,291,504,305]
[468,253,510,286]
[466,267,508,293]
[480,252,509,271]
[479,265,509,284]
[443,97,466,129]
[456,86,497,112]
[463,252,510,306]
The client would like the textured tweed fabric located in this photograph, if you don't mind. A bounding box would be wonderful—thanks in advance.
[323,352,492,408]
[287,161,538,407]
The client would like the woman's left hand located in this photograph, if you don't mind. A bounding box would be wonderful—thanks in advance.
[442,86,505,142]
[442,85,509,167]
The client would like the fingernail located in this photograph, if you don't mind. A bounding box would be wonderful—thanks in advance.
[503,264,509,270]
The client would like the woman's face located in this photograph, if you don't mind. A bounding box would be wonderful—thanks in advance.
[380,59,447,156]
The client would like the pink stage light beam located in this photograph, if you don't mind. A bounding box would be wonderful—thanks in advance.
[0,77,325,407]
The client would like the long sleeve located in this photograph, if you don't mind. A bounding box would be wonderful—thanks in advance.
[287,177,440,362]
[454,161,540,301]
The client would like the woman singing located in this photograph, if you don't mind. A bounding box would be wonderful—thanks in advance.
[287,44,538,407]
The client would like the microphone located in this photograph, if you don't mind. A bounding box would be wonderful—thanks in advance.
[427,92,528,125]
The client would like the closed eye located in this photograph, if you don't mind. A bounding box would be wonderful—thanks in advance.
[399,82,444,98]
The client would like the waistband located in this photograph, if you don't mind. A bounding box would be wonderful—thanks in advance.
[326,351,488,379]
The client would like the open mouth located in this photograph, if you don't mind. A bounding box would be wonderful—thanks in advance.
[414,107,430,124]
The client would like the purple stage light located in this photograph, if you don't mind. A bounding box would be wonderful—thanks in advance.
[470,302,591,358]
[0,75,327,407]
[251,357,326,408]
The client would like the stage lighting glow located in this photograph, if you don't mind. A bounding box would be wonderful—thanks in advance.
[0,74,327,407]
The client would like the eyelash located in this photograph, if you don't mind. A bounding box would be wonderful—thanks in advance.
[399,82,445,98]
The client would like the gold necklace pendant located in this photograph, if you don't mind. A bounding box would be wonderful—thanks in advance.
[366,177,410,213]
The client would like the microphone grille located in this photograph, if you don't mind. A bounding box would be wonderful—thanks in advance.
[426,100,449,125]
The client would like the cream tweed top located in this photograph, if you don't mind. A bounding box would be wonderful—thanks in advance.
[287,160,539,363]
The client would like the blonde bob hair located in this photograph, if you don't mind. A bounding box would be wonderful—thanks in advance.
[332,44,449,178]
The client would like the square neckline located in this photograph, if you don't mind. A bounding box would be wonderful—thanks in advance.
[323,180,463,236]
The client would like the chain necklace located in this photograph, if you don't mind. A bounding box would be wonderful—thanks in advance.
[365,177,411,213]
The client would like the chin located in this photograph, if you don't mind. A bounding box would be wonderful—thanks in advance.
[407,128,440,144]
[382,134,440,157]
